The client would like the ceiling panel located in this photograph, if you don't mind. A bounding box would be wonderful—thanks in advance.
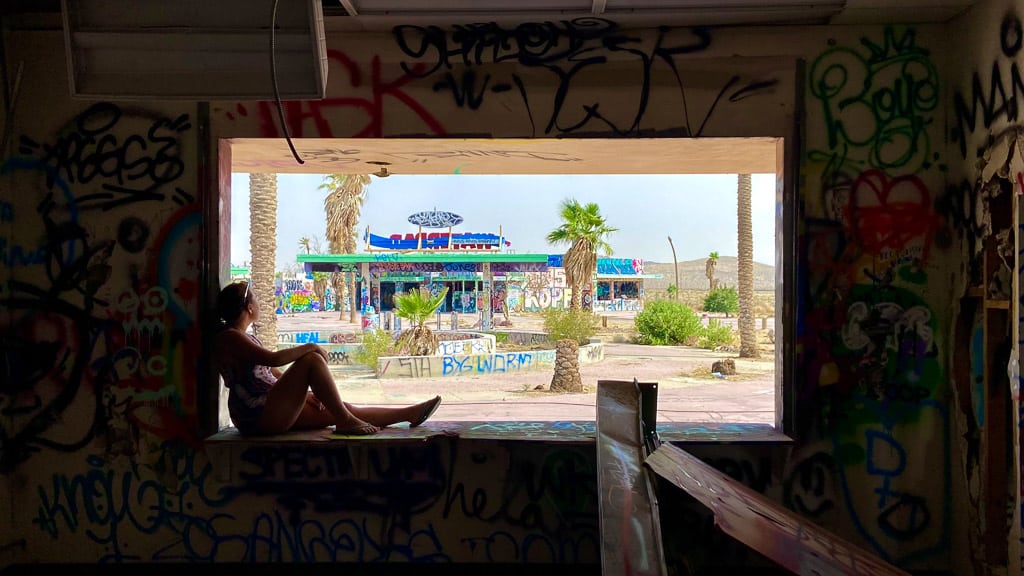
[324,0,981,27]
[7,0,983,29]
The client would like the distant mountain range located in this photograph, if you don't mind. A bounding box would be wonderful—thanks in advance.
[643,256,775,291]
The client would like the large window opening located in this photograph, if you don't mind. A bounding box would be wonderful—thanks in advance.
[220,138,788,430]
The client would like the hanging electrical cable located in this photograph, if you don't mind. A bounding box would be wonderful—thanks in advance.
[270,0,304,165]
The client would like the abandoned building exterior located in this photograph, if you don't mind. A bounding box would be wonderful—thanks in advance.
[294,252,650,315]
[1,0,1022,574]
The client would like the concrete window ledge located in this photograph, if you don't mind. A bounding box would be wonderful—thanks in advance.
[203,421,791,482]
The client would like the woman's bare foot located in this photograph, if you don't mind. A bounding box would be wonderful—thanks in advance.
[334,417,380,436]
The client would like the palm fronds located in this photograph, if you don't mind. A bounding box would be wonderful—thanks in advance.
[393,287,448,356]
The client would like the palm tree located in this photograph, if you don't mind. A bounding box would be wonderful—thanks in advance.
[546,199,618,311]
[737,174,758,358]
[394,286,449,356]
[321,173,371,322]
[249,173,278,343]
[298,237,311,254]
[705,251,719,290]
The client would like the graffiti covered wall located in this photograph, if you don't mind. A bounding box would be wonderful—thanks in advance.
[790,23,956,571]
[0,17,976,573]
[946,1,1024,573]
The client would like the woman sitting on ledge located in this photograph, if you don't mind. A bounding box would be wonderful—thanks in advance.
[214,281,441,436]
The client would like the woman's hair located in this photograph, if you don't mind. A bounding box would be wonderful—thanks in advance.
[216,282,250,326]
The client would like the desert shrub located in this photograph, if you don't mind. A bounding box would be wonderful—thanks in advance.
[543,308,598,344]
[353,328,395,369]
[634,300,703,345]
[698,319,736,350]
[703,286,739,315]
[489,332,510,344]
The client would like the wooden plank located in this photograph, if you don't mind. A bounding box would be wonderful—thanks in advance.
[229,137,780,175]
[596,380,667,576]
[646,443,911,576]
[982,234,1011,565]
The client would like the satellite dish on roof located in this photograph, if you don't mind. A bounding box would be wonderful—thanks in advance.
[408,210,463,228]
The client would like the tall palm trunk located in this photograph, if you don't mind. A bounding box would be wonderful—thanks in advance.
[569,278,582,310]
[330,272,344,318]
[737,174,757,358]
[348,272,357,324]
[322,174,370,324]
[249,173,278,345]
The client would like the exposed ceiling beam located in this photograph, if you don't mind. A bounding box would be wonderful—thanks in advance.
[229,137,780,175]
[592,0,607,15]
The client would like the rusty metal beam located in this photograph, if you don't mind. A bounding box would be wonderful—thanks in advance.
[595,379,666,576]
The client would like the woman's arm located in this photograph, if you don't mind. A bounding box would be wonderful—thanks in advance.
[216,330,326,368]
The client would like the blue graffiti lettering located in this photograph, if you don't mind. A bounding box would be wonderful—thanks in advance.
[865,429,906,508]
[0,237,47,267]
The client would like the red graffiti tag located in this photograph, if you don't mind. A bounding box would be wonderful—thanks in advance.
[848,170,937,262]
[251,49,446,138]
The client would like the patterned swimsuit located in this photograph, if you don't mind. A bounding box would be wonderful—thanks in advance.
[220,333,277,435]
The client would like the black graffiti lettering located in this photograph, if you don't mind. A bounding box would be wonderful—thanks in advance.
[784,453,836,518]
[393,20,745,137]
[952,62,1024,157]
[393,24,451,77]
[395,19,619,75]
[952,16,1024,157]
[327,350,351,365]
[17,103,191,210]
[434,71,492,110]
[444,447,596,535]
[1002,14,1023,57]
[239,445,352,481]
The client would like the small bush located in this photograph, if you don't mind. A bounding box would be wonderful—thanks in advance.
[698,319,736,350]
[353,328,395,369]
[703,287,739,315]
[543,308,598,344]
[634,300,703,345]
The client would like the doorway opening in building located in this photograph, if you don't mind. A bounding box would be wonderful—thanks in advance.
[221,137,788,428]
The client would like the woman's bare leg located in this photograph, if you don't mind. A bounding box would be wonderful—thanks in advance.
[257,353,378,434]
[343,396,441,427]
[290,393,335,430]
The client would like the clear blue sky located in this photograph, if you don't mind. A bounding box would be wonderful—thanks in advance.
[230,173,777,271]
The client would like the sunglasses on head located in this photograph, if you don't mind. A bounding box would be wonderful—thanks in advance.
[241,281,250,309]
